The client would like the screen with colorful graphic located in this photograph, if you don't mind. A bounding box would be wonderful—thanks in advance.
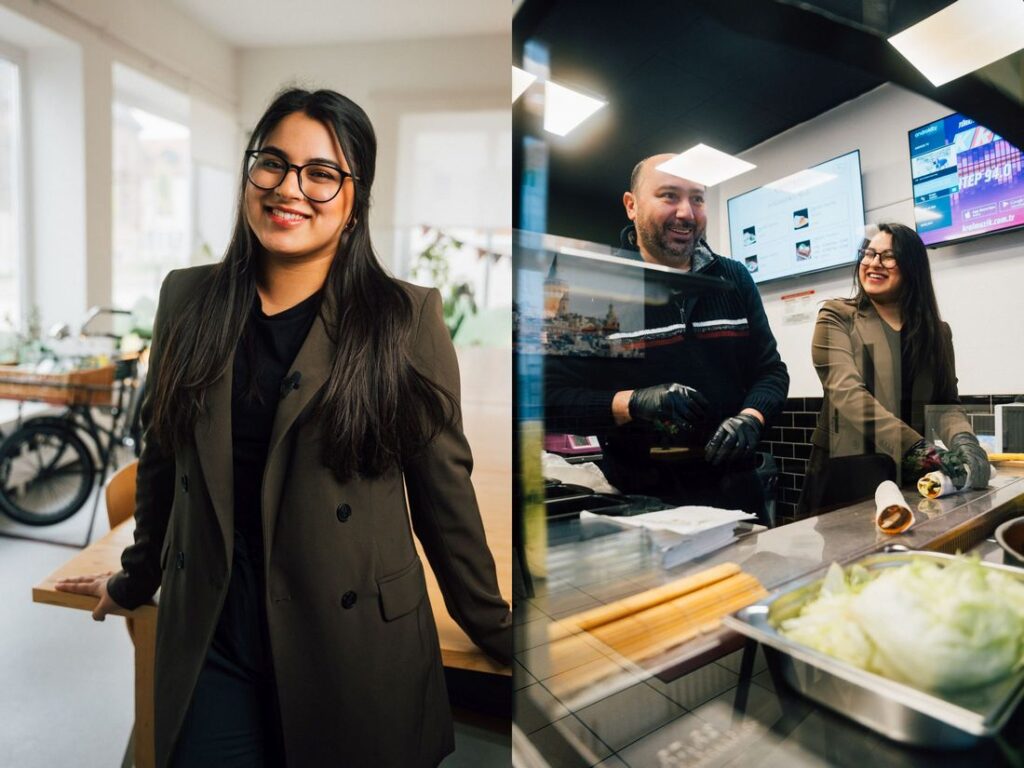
[727,151,865,284]
[908,113,1024,247]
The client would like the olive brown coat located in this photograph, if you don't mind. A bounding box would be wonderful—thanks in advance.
[809,298,972,464]
[106,265,511,768]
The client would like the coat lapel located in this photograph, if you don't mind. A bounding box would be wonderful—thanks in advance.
[262,307,335,547]
[194,355,235,566]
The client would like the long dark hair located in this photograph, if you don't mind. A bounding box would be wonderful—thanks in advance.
[151,88,455,480]
[849,222,954,393]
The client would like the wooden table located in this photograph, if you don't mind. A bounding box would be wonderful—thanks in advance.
[32,346,512,767]
[33,522,157,768]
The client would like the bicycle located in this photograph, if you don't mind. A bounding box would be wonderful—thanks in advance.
[0,308,148,528]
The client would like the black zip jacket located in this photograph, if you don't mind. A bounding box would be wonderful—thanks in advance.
[544,243,789,487]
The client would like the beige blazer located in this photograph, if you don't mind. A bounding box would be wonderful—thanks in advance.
[809,299,972,466]
[107,265,511,768]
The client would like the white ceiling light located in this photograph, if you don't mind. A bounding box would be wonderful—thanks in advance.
[543,81,606,137]
[888,0,1024,87]
[765,168,837,195]
[513,66,537,102]
[655,144,756,187]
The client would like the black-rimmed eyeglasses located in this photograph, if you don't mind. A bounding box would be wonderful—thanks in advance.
[858,248,898,269]
[245,149,357,203]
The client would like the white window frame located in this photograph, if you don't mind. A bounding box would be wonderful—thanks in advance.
[0,40,30,326]
[111,63,192,310]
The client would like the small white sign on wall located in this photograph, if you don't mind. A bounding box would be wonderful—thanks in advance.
[781,289,816,324]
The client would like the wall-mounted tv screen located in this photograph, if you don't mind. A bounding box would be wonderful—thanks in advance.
[908,113,1024,247]
[727,150,865,284]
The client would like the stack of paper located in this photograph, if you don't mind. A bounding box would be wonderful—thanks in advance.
[580,506,756,568]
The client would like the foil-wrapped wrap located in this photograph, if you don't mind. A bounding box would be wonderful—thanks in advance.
[875,480,914,534]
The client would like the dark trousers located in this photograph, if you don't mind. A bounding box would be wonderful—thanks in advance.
[169,647,286,768]
[170,536,285,768]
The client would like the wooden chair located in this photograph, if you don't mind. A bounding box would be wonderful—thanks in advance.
[105,460,138,529]
[105,460,138,768]
[105,460,139,638]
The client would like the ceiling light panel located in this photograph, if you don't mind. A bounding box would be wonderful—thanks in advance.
[888,0,1024,86]
[513,66,537,102]
[543,81,606,137]
[655,144,756,187]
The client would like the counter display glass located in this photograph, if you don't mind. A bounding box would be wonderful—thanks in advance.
[514,231,1024,767]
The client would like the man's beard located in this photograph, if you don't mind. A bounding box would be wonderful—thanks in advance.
[635,218,701,268]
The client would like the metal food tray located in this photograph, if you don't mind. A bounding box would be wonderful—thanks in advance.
[723,551,1024,748]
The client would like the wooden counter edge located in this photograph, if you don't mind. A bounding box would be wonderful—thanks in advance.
[440,647,511,676]
[32,584,156,619]
[33,583,509,676]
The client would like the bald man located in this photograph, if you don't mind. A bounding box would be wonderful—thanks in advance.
[622,153,709,270]
[544,155,789,521]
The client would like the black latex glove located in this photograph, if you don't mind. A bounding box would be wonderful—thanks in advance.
[704,413,762,466]
[901,439,966,487]
[949,432,991,489]
[628,383,710,432]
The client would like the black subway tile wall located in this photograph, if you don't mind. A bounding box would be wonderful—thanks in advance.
[762,397,820,524]
[763,395,1019,525]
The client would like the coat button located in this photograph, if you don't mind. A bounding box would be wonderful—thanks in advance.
[180,474,189,493]
[336,503,352,522]
[341,591,357,609]
[175,551,185,570]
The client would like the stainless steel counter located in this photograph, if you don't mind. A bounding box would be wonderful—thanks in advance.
[513,470,1024,767]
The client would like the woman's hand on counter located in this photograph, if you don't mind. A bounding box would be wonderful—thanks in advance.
[949,433,992,489]
[55,571,122,621]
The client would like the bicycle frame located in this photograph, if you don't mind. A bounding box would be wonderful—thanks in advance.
[0,307,148,545]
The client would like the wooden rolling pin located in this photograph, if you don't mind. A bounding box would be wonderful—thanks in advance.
[989,453,1024,462]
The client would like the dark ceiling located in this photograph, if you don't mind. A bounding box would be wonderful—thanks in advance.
[514,0,1024,246]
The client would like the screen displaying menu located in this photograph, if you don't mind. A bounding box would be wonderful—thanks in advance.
[908,113,1024,247]
[727,151,865,284]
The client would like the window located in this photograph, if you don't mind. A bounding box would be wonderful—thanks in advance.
[0,56,23,325]
[396,111,512,347]
[112,102,191,309]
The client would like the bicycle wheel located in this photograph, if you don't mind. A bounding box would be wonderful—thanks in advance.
[0,421,96,526]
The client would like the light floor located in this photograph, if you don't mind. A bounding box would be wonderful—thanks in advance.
[0,483,510,767]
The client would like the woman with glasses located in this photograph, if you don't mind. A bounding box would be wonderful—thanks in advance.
[55,88,510,768]
[797,222,989,516]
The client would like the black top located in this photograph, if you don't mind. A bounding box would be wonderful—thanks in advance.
[881,321,917,432]
[231,290,321,550]
[209,289,321,681]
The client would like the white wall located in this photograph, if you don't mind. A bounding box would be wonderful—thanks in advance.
[0,0,238,326]
[3,1,508,326]
[23,44,86,328]
[238,34,508,273]
[710,84,1024,397]
[191,98,241,263]
[2,0,236,106]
